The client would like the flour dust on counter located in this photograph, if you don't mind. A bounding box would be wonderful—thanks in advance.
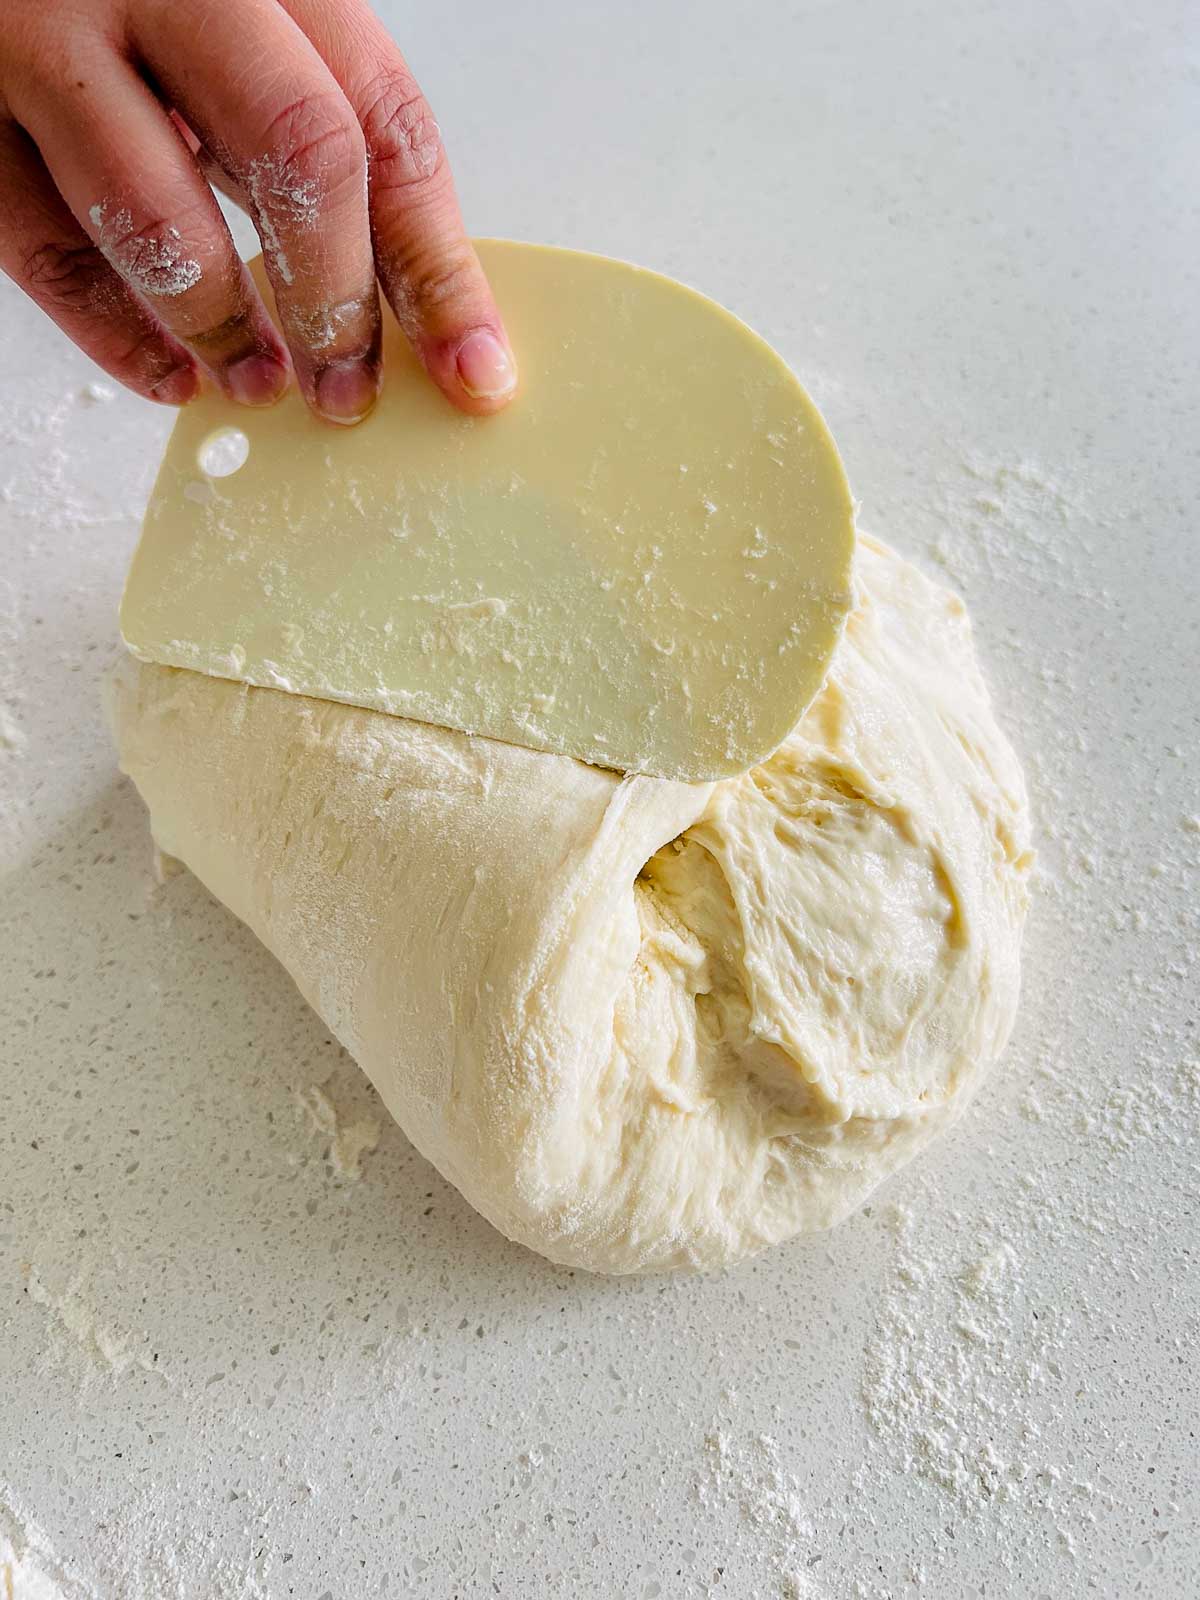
[294,1059,384,1183]
[0,379,161,872]
[1,1503,84,1600]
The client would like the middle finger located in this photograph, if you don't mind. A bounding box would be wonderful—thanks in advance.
[133,0,383,424]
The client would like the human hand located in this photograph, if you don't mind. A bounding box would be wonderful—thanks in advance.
[0,0,517,423]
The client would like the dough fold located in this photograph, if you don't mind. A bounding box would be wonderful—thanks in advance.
[107,536,1032,1273]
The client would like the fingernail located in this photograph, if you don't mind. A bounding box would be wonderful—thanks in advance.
[315,358,380,425]
[226,354,290,407]
[150,364,200,406]
[455,329,516,400]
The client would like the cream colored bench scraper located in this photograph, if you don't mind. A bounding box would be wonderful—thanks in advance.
[121,240,854,782]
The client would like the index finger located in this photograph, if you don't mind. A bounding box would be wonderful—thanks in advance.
[280,0,518,415]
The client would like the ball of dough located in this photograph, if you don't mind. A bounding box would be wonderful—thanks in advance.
[107,537,1032,1274]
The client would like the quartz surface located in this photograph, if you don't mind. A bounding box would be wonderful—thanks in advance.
[2,2,1197,1596]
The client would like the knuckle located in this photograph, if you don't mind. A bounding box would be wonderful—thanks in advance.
[253,92,366,212]
[280,286,379,360]
[21,239,109,310]
[88,204,205,301]
[402,243,479,316]
[360,72,445,190]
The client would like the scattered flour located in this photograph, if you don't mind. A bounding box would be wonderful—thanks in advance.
[697,1432,828,1599]
[288,293,367,353]
[296,1082,381,1181]
[21,1266,163,1382]
[151,845,185,885]
[0,1500,91,1600]
[0,387,146,865]
[0,390,142,534]
[922,455,1081,595]
[1,1490,276,1600]
[0,699,23,752]
[861,1205,1090,1525]
[244,157,322,287]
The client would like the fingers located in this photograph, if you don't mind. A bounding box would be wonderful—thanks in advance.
[8,57,290,409]
[132,0,382,425]
[0,118,198,405]
[1,0,509,423]
[280,0,517,415]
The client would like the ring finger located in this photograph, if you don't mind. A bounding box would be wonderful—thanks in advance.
[0,117,198,406]
[8,59,291,408]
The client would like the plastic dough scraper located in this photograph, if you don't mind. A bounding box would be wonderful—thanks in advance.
[121,240,855,782]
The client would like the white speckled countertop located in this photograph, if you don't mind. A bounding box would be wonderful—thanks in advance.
[2,2,1197,1596]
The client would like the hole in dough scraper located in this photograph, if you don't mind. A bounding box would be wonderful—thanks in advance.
[120,240,855,782]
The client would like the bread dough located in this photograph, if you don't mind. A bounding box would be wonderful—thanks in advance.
[107,536,1032,1274]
